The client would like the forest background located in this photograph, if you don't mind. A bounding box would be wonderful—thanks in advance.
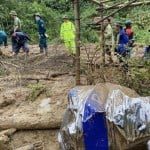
[0,0,149,44]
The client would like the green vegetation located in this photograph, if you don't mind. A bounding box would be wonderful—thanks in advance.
[27,83,46,101]
[122,60,150,96]
[0,0,149,43]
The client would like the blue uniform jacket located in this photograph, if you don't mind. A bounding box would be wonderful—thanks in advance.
[117,29,129,54]
[118,29,129,44]
[0,31,7,46]
[12,32,31,45]
[37,19,46,35]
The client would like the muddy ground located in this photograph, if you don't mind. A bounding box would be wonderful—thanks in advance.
[0,44,78,150]
[0,44,148,150]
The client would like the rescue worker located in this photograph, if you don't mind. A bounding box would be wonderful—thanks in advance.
[125,20,134,53]
[125,21,134,41]
[0,30,8,47]
[10,10,21,54]
[9,10,21,33]
[115,21,129,72]
[144,45,150,58]
[60,15,76,55]
[143,30,150,58]
[103,18,114,63]
[0,30,7,55]
[34,12,48,55]
[10,30,30,57]
[115,21,129,57]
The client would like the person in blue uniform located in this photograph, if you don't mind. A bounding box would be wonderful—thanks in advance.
[0,30,8,47]
[115,21,129,57]
[34,12,48,55]
[10,30,30,56]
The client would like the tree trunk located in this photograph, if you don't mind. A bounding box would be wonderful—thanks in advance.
[74,0,80,85]
[100,4,105,64]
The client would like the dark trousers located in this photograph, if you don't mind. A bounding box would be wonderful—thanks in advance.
[0,36,7,47]
[12,42,29,54]
[104,45,113,63]
[39,34,47,50]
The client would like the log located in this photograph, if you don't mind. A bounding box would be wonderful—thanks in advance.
[0,97,65,130]
[15,145,34,150]
[0,72,71,82]
[0,115,61,130]
[0,96,66,130]
[97,1,150,10]
[15,141,43,150]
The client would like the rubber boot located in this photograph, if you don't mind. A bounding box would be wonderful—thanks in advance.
[25,52,29,61]
[0,48,2,55]
[45,48,48,56]
[40,48,44,53]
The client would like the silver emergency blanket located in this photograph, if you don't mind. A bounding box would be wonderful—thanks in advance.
[58,86,93,150]
[58,83,150,149]
[106,89,150,141]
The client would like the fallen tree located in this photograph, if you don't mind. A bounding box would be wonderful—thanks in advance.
[0,115,61,130]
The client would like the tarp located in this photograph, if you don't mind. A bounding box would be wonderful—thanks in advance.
[58,83,150,150]
[83,90,108,150]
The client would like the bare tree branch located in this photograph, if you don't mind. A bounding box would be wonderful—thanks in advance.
[97,1,123,11]
[96,0,138,25]
[88,0,112,5]
[101,0,112,3]
[97,1,150,11]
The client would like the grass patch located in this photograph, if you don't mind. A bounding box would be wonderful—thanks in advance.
[27,83,46,101]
